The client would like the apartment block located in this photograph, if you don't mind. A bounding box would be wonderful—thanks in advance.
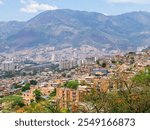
[56,88,80,112]
[1,61,15,71]
[59,60,77,70]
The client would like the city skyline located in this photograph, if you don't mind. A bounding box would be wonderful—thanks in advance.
[0,0,150,21]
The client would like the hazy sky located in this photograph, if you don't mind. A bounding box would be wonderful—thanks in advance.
[0,0,150,21]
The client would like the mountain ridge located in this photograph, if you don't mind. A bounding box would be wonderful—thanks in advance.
[0,9,150,52]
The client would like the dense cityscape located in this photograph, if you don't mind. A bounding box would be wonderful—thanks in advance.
[0,1,150,113]
[1,2,150,130]
[0,45,150,113]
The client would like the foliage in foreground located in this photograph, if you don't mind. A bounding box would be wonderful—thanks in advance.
[81,67,150,113]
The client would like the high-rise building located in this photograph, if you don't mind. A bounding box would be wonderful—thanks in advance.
[1,61,15,71]
[59,60,77,70]
[51,54,55,62]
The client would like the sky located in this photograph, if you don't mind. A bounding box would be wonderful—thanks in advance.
[0,0,150,21]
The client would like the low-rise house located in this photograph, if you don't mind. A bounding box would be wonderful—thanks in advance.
[2,89,11,96]
[0,86,5,91]
[40,87,54,96]
[22,90,35,105]
[22,85,54,105]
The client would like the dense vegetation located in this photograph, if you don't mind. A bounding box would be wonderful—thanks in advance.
[81,67,150,113]
[0,95,25,112]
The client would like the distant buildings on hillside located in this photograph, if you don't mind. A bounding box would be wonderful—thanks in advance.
[59,57,97,70]
[1,61,15,72]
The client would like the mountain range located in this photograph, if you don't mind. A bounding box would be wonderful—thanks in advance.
[0,9,150,52]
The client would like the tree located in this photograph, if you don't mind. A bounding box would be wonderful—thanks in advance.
[101,62,107,68]
[82,68,150,113]
[82,88,110,113]
[33,89,42,101]
[72,80,79,90]
[30,80,37,85]
[46,100,61,113]
[132,67,150,87]
[66,80,79,90]
[13,83,22,89]
[22,83,30,92]
[49,89,56,98]
[108,69,150,113]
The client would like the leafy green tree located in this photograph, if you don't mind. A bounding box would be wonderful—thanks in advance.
[33,89,42,101]
[66,80,79,90]
[22,83,30,92]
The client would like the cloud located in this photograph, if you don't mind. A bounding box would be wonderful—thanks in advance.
[108,0,150,4]
[20,0,58,13]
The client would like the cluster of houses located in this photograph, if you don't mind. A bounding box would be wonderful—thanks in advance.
[0,49,150,112]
